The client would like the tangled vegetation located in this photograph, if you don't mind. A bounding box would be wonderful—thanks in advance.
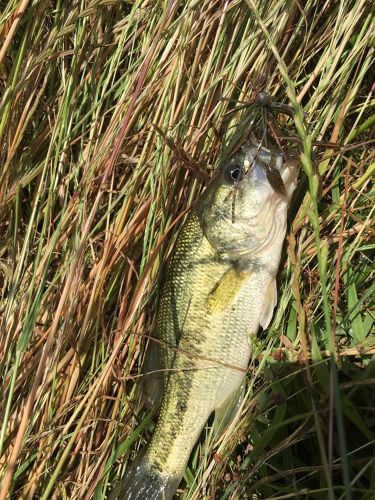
[0,1,374,498]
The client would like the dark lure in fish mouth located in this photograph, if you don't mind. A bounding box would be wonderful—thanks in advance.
[245,136,287,196]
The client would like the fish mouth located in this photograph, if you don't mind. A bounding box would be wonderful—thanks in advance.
[245,135,299,196]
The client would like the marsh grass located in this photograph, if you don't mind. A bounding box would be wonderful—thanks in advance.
[0,1,374,498]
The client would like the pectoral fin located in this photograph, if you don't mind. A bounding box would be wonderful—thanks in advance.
[259,280,277,329]
[207,267,252,313]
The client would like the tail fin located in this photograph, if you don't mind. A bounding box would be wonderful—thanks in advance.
[110,459,180,500]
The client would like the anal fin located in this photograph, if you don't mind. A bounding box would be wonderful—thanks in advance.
[213,383,245,436]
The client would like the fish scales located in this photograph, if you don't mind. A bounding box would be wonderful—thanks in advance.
[112,137,299,499]
[148,209,256,473]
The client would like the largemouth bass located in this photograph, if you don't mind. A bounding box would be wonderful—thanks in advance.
[113,136,299,499]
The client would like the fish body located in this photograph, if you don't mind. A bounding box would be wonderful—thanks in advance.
[113,138,299,499]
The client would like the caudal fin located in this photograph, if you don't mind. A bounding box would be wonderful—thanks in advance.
[110,459,180,500]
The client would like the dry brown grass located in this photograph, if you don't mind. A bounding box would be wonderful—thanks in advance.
[0,1,374,498]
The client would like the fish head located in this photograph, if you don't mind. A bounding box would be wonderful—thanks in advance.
[198,137,299,263]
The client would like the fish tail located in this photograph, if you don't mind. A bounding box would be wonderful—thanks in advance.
[110,457,180,500]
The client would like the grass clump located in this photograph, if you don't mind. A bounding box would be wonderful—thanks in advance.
[0,1,374,498]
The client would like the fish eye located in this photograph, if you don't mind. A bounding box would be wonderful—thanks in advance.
[225,164,242,183]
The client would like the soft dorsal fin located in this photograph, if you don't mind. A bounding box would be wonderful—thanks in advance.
[207,267,252,313]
